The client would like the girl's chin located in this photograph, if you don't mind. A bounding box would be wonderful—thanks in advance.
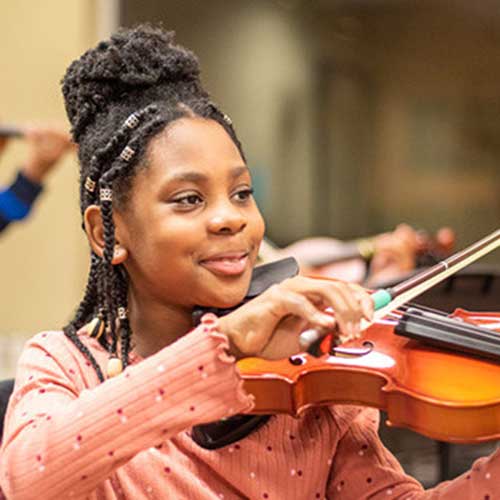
[197,290,248,310]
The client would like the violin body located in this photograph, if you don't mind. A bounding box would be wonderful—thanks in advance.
[238,309,500,444]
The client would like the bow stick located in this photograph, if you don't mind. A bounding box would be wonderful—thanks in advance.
[299,229,500,347]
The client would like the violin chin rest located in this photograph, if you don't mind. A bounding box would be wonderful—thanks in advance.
[191,415,271,450]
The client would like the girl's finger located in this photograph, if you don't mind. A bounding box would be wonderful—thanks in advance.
[282,277,363,339]
[348,284,374,321]
[269,286,336,330]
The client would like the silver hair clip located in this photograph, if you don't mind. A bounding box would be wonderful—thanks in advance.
[120,146,135,162]
[222,113,232,126]
[124,113,140,130]
[100,188,112,202]
[117,307,127,320]
[85,177,96,193]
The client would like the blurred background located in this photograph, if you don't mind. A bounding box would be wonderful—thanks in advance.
[0,0,499,487]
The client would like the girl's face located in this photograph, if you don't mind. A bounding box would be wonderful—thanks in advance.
[114,117,265,310]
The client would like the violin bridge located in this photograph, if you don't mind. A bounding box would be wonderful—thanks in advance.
[330,342,374,358]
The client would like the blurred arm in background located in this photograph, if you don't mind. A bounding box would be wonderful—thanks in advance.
[0,125,73,233]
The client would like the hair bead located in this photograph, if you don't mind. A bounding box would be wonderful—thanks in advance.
[119,146,135,162]
[85,177,96,192]
[85,316,105,339]
[100,188,113,202]
[124,113,140,129]
[107,357,123,378]
[117,307,127,320]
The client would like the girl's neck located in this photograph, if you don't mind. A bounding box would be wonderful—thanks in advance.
[127,291,194,358]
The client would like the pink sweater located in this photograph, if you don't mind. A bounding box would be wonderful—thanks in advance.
[1,322,499,499]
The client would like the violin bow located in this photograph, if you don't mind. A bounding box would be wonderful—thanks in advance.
[368,229,500,327]
[299,230,499,348]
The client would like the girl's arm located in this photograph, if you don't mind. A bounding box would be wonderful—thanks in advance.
[0,324,253,500]
[326,406,498,499]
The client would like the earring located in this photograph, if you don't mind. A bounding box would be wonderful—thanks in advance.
[112,246,124,264]
[113,245,127,262]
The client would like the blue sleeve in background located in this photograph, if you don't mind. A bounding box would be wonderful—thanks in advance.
[0,170,43,233]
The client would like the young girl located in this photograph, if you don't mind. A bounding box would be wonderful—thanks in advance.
[0,25,498,500]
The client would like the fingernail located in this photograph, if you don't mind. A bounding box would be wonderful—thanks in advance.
[316,313,335,326]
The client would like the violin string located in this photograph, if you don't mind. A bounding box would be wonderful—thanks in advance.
[381,308,446,324]
[399,302,448,316]
[374,301,451,323]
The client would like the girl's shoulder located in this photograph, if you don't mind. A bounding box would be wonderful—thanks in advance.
[26,329,107,360]
[18,330,108,390]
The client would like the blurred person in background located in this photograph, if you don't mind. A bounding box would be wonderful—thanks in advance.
[0,125,73,233]
[260,224,455,286]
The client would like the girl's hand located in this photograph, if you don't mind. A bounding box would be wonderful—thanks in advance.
[218,276,373,360]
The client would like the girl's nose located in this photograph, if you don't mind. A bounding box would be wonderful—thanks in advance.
[207,206,247,235]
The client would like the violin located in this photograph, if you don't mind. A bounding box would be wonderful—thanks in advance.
[238,307,500,444]
[192,230,500,449]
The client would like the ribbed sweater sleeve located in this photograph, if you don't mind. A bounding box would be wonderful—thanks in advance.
[0,324,254,500]
[327,406,500,499]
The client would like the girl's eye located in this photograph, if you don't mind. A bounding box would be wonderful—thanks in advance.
[233,188,254,202]
[172,193,203,208]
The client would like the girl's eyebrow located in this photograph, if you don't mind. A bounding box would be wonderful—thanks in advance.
[229,165,250,180]
[167,165,249,184]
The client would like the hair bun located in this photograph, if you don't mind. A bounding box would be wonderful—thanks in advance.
[62,25,201,141]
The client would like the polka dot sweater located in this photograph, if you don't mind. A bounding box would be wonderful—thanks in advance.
[1,324,499,499]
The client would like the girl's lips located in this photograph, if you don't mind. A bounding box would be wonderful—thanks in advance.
[200,254,249,276]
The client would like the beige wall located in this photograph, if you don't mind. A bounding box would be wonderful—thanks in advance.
[312,5,500,254]
[364,7,500,252]
[0,1,99,338]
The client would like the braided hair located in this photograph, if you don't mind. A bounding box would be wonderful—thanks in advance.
[61,25,245,382]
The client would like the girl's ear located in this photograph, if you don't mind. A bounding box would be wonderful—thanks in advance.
[84,205,105,257]
[83,205,128,265]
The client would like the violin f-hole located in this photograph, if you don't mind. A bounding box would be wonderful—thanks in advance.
[288,354,307,366]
